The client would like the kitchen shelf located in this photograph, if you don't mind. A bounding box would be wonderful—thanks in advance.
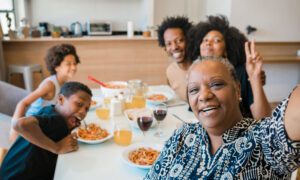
[2,35,157,42]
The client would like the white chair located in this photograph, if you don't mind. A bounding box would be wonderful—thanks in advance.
[0,81,29,164]
[7,63,44,92]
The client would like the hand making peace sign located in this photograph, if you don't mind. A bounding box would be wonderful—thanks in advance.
[245,39,264,83]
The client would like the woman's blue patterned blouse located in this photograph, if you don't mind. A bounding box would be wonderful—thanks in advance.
[145,96,300,179]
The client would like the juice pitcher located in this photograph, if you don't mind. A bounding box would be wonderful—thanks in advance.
[125,79,148,109]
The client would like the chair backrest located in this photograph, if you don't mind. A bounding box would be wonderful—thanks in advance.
[0,81,29,116]
[0,113,12,149]
[0,81,29,149]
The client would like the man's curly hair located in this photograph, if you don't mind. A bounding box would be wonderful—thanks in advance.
[157,16,192,47]
[44,44,80,75]
[187,15,248,67]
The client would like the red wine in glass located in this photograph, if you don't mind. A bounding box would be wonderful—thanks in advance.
[137,116,153,132]
[153,103,167,137]
[153,109,167,121]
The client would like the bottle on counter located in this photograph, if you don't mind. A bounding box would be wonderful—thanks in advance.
[20,18,30,38]
[127,21,134,38]
[110,97,122,117]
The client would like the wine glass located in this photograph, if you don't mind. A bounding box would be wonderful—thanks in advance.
[113,119,132,146]
[153,103,167,137]
[137,110,153,136]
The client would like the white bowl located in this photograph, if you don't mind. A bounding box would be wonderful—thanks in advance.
[101,81,128,97]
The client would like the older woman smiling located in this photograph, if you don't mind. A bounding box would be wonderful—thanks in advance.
[145,55,300,179]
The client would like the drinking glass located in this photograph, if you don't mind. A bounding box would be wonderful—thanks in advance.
[95,103,110,120]
[153,103,167,137]
[113,119,132,146]
[137,110,153,136]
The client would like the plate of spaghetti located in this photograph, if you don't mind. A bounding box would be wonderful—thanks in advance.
[146,91,173,104]
[77,123,113,144]
[122,142,163,169]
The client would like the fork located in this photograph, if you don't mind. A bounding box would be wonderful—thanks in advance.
[172,114,188,124]
[83,119,89,131]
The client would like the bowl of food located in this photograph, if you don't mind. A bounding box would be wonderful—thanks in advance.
[76,123,113,144]
[122,142,163,169]
[146,91,173,104]
[101,81,128,97]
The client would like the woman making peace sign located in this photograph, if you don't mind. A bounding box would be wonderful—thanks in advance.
[187,15,271,119]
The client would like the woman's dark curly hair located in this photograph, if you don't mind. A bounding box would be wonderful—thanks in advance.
[187,15,248,67]
[44,44,80,75]
[157,16,192,47]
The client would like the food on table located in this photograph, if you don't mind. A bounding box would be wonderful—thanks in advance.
[104,83,127,89]
[78,123,109,140]
[147,94,168,101]
[128,147,160,165]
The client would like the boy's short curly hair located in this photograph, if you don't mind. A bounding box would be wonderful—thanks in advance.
[187,15,248,67]
[60,81,92,98]
[44,44,80,75]
[157,16,192,47]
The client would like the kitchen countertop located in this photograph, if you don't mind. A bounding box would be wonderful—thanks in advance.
[2,35,157,42]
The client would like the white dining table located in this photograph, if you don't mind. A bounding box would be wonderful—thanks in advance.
[54,85,197,180]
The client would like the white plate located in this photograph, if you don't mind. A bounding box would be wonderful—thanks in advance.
[121,142,163,169]
[76,122,113,144]
[89,96,103,110]
[124,108,156,129]
[146,91,173,104]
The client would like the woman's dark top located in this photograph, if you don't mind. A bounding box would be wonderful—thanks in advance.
[236,65,253,118]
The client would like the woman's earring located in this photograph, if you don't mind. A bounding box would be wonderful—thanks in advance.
[239,97,242,102]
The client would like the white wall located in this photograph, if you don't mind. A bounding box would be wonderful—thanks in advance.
[153,0,187,26]
[228,0,300,101]
[230,0,300,42]
[263,64,300,102]
[29,0,145,31]
[205,0,231,19]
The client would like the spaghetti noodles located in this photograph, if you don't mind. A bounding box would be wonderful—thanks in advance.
[128,147,160,165]
[78,123,109,140]
[147,94,168,101]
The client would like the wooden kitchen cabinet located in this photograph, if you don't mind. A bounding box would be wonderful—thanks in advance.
[2,36,168,89]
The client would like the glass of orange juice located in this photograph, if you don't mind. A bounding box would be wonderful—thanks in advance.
[124,96,146,109]
[96,104,110,120]
[113,119,132,146]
